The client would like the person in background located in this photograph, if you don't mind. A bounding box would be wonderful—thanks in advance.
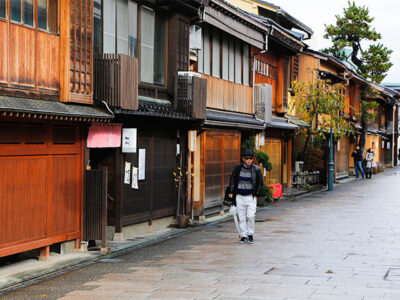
[365,148,376,179]
[228,150,263,244]
[351,145,365,179]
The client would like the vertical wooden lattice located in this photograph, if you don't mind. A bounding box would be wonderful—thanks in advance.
[177,17,189,71]
[70,0,93,95]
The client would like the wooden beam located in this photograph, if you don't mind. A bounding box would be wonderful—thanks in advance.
[60,0,71,102]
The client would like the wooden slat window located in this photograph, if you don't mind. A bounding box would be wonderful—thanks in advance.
[52,125,76,144]
[0,123,20,144]
[70,0,92,95]
[177,16,189,71]
[24,124,46,144]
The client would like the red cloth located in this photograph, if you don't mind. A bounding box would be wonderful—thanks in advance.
[87,124,122,148]
[268,184,283,198]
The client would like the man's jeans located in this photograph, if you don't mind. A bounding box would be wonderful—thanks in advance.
[355,161,365,178]
[236,194,256,238]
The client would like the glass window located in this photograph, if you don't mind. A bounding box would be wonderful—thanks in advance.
[11,0,21,22]
[103,0,116,53]
[0,0,6,19]
[23,0,33,26]
[228,36,234,82]
[117,0,128,55]
[243,44,249,86]
[38,0,47,29]
[235,40,242,84]
[197,45,203,73]
[212,28,220,78]
[128,2,138,57]
[153,12,165,85]
[93,0,103,54]
[222,34,229,80]
[140,6,155,83]
[203,27,210,75]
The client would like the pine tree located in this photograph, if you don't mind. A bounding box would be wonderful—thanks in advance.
[322,1,393,153]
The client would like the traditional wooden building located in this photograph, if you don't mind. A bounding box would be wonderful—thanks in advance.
[187,0,268,217]
[215,0,312,189]
[364,83,399,168]
[0,0,111,259]
[90,0,206,239]
[294,49,357,181]
[293,49,399,181]
[249,14,307,188]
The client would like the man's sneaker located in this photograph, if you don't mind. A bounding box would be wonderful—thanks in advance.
[240,237,248,243]
[248,235,254,244]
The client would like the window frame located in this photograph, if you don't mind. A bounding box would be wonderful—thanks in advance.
[6,0,59,34]
[0,0,6,20]
[101,0,168,87]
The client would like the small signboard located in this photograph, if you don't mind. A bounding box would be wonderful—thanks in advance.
[138,149,146,180]
[122,128,137,153]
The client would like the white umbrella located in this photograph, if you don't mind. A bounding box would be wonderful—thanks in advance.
[229,205,241,238]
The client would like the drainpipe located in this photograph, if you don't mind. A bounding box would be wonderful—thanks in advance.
[252,34,269,116]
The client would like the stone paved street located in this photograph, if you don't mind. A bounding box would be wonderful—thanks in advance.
[2,168,400,300]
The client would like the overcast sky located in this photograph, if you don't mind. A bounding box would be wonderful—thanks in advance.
[269,0,400,83]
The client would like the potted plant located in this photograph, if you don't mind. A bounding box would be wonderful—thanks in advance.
[173,166,190,228]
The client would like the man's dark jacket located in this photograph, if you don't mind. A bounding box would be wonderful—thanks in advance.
[351,149,363,162]
[228,163,263,199]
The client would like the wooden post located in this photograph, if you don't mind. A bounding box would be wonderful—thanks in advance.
[39,246,50,261]
[74,238,81,250]
[101,167,108,251]
[114,150,123,234]
[59,0,71,102]
[287,138,292,188]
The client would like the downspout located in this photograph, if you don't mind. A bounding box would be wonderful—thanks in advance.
[252,34,269,117]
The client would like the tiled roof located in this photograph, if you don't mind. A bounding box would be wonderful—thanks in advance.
[0,96,113,119]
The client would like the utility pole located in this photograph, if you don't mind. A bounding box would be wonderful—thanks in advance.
[328,116,334,191]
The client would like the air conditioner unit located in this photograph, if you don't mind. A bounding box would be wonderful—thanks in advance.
[189,25,202,50]
[254,84,272,123]
[178,71,202,78]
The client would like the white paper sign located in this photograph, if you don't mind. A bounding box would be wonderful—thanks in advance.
[122,128,137,153]
[387,142,390,149]
[382,141,385,149]
[138,149,146,180]
[124,162,131,184]
[260,133,265,146]
[375,141,378,148]
[131,167,138,189]
[189,130,196,152]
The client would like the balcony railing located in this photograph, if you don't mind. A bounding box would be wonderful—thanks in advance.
[177,73,207,119]
[94,54,138,110]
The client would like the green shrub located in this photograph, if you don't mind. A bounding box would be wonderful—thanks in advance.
[260,184,273,202]
[255,150,272,171]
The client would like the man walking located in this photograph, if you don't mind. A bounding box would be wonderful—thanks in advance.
[228,150,263,244]
[351,145,365,179]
